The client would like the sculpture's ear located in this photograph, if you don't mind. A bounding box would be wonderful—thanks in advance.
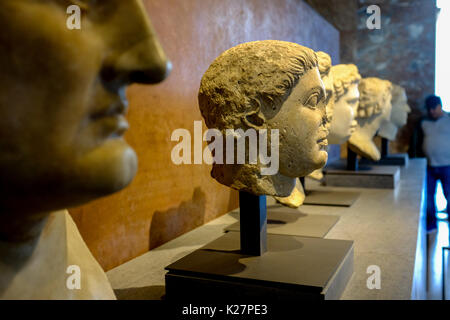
[242,99,266,129]
[243,110,265,129]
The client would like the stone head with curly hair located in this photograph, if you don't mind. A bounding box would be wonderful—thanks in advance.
[357,77,393,118]
[378,84,411,141]
[198,40,328,196]
[348,77,393,161]
[316,51,334,124]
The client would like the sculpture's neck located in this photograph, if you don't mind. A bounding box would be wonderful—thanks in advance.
[378,121,398,141]
[357,116,381,140]
[0,211,54,278]
[211,163,296,197]
[348,117,382,161]
[0,211,50,243]
[0,210,117,299]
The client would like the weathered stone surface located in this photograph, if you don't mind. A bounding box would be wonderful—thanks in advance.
[348,77,392,161]
[198,41,329,197]
[274,178,305,208]
[378,84,411,141]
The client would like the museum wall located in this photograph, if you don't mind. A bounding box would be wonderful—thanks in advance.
[304,0,358,63]
[356,0,437,154]
[68,0,340,271]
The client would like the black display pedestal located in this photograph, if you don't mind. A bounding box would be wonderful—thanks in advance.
[347,148,358,171]
[239,191,267,256]
[359,138,409,167]
[225,203,340,238]
[322,147,400,189]
[165,192,354,301]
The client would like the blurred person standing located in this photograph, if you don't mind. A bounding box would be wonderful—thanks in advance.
[421,95,450,232]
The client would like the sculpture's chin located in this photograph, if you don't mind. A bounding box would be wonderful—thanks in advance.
[0,139,138,215]
[313,151,328,170]
[281,155,328,179]
[328,133,349,145]
[73,139,138,199]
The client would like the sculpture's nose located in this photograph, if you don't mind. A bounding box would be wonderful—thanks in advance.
[98,0,172,89]
[116,36,172,85]
[102,35,171,89]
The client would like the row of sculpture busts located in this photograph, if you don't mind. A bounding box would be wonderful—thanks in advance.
[198,40,411,207]
[0,1,409,298]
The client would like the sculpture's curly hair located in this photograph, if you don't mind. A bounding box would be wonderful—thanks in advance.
[357,77,393,118]
[316,51,332,78]
[198,40,318,131]
[330,64,361,101]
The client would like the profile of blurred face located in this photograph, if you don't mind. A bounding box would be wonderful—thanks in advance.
[0,0,171,216]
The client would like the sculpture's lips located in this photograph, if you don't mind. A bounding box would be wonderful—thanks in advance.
[317,129,328,147]
[317,138,328,145]
[317,137,328,150]
[91,99,126,119]
[317,126,329,149]
[349,121,358,134]
[90,100,129,137]
[102,114,129,137]
[317,127,329,141]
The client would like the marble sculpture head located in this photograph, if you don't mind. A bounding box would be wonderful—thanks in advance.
[327,64,362,145]
[378,84,411,141]
[348,77,393,161]
[198,40,328,196]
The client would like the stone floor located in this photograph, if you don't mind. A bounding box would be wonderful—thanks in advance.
[427,213,450,300]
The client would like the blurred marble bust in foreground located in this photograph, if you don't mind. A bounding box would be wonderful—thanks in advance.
[0,0,170,299]
[348,77,393,161]
[198,40,328,197]
[378,84,411,141]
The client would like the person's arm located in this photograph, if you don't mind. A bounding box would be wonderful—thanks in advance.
[417,118,426,158]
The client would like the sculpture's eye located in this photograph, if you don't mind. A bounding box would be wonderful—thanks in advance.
[305,92,320,109]
[347,98,359,106]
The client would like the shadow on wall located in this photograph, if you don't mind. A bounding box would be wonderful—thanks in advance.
[149,187,207,249]
[227,188,239,213]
